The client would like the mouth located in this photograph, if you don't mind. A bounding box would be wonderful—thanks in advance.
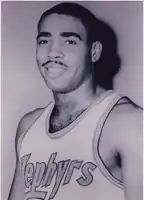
[42,61,67,78]
[42,60,68,68]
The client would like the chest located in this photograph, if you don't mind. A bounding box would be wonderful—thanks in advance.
[49,109,85,133]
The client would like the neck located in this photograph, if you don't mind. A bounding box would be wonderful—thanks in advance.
[53,77,105,113]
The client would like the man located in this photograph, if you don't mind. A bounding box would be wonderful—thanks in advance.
[8,2,142,200]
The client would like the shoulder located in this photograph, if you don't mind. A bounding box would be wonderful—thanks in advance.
[15,107,45,143]
[110,101,142,129]
[110,101,142,136]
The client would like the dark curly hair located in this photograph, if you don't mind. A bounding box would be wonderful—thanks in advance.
[38,2,121,90]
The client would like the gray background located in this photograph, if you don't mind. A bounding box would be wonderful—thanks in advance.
[1,1,143,199]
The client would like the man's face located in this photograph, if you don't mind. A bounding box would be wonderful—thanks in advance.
[36,14,92,93]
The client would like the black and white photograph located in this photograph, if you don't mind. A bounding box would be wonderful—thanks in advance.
[1,1,143,200]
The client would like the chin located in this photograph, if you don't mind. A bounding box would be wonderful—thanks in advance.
[45,81,73,94]
[44,75,80,93]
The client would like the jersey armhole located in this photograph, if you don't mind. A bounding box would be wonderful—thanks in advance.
[16,130,28,159]
[92,94,131,189]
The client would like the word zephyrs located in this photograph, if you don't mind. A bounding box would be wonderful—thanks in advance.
[21,152,97,199]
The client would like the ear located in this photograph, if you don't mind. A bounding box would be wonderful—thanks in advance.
[91,41,103,63]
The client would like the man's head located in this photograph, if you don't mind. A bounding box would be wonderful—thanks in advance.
[36,3,120,92]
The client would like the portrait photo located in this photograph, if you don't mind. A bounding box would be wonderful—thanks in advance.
[1,1,143,200]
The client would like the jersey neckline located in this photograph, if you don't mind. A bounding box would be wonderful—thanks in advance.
[45,90,114,139]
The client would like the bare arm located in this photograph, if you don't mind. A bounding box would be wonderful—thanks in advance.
[8,108,44,200]
[101,101,142,200]
[117,107,143,200]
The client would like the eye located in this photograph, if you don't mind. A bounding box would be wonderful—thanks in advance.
[38,40,48,45]
[65,40,77,45]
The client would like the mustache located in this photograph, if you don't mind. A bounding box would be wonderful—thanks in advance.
[42,60,68,68]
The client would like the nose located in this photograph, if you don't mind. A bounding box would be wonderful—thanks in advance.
[48,41,64,59]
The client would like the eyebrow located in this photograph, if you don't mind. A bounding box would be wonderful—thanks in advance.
[36,32,82,41]
[36,32,51,40]
[60,32,82,41]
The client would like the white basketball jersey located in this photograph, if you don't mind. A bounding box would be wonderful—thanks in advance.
[19,90,126,200]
